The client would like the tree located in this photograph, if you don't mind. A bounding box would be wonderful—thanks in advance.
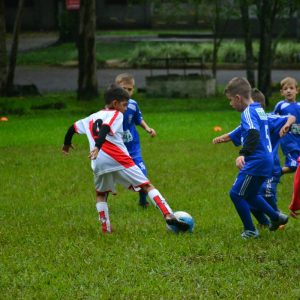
[198,0,234,78]
[0,0,7,96]
[6,0,25,95]
[238,0,255,87]
[77,0,98,100]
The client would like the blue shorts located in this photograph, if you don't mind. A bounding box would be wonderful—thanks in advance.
[258,175,280,201]
[231,172,266,200]
[284,150,299,169]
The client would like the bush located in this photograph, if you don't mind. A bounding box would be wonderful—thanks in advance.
[129,41,299,67]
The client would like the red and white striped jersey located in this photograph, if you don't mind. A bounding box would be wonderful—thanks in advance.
[74,109,135,175]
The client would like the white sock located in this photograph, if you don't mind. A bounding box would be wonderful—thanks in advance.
[148,189,173,216]
[96,202,111,233]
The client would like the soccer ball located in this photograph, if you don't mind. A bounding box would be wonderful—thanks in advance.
[167,211,194,233]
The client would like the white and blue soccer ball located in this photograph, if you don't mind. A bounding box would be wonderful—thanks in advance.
[167,211,195,233]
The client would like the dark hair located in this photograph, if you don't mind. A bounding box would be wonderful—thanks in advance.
[104,85,130,105]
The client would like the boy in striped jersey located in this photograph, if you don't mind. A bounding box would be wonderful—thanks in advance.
[62,86,188,233]
[223,77,288,239]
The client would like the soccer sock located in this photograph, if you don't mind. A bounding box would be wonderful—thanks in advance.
[265,196,279,211]
[139,191,148,205]
[250,208,270,226]
[290,165,300,211]
[148,189,173,216]
[230,190,256,231]
[96,202,111,233]
[247,195,279,221]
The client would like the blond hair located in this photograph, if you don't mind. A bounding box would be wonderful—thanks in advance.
[280,77,298,89]
[115,73,135,85]
[224,77,251,99]
[251,88,265,108]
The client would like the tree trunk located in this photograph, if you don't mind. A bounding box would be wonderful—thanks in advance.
[256,0,280,106]
[0,0,7,96]
[6,0,25,95]
[239,0,255,87]
[77,0,98,100]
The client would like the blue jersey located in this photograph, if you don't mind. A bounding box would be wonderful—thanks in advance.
[273,100,300,154]
[229,113,289,177]
[239,103,273,176]
[122,99,143,158]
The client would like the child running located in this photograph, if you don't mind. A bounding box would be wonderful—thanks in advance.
[221,77,289,239]
[62,85,188,233]
[213,88,295,227]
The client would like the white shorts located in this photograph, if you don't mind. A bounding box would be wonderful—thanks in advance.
[94,165,150,194]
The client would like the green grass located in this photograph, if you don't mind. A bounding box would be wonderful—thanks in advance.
[1,94,300,299]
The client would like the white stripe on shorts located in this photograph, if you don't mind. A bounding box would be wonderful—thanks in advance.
[238,175,252,196]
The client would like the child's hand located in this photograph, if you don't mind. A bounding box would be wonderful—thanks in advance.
[279,124,290,137]
[236,155,245,169]
[212,136,224,144]
[147,128,156,137]
[89,147,99,160]
[62,144,74,155]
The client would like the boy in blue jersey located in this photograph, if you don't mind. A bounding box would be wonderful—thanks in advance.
[274,77,300,174]
[222,77,289,238]
[213,88,295,227]
[115,73,156,208]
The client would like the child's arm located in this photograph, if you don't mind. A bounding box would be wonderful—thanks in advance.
[62,125,76,155]
[89,124,110,160]
[212,133,232,144]
[279,115,296,137]
[140,120,156,137]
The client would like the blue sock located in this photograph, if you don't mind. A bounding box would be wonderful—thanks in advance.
[250,208,270,225]
[230,190,256,231]
[265,196,279,211]
[247,195,279,220]
[139,191,148,205]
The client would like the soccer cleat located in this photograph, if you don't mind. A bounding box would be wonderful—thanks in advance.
[269,212,289,231]
[241,229,260,239]
[165,213,190,232]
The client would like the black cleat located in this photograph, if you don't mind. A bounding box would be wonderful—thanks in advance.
[269,212,289,231]
[165,214,190,232]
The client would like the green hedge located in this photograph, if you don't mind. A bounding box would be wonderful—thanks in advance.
[129,41,300,66]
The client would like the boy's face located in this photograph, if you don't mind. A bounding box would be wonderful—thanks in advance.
[111,99,128,113]
[118,81,134,97]
[226,93,245,112]
[280,83,298,102]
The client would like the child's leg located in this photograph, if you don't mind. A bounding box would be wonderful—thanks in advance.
[96,192,111,233]
[229,188,256,232]
[133,157,149,207]
[289,158,300,216]
[142,185,173,216]
[240,175,279,221]
[250,207,270,226]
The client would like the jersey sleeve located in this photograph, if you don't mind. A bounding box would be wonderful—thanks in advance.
[267,114,288,134]
[273,101,282,115]
[229,125,242,146]
[133,102,143,125]
[74,116,89,135]
[241,108,260,132]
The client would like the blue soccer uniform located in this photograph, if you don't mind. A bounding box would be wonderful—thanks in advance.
[229,114,290,226]
[229,103,282,234]
[274,100,300,170]
[123,99,148,205]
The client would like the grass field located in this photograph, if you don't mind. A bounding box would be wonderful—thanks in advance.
[1,94,300,299]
